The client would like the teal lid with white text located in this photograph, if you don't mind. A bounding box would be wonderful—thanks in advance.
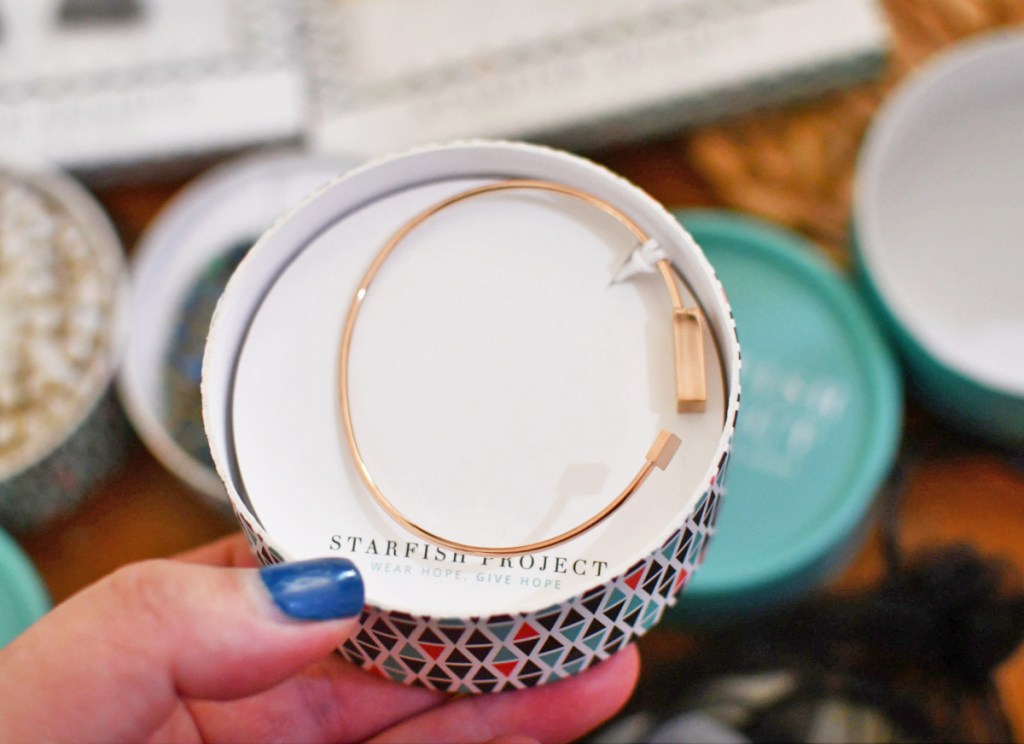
[0,527,49,647]
[670,210,902,621]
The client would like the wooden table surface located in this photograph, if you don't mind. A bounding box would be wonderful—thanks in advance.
[14,138,1024,737]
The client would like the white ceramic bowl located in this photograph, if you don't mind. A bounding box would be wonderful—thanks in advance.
[854,32,1024,446]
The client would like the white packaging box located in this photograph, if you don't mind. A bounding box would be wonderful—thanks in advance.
[307,0,888,156]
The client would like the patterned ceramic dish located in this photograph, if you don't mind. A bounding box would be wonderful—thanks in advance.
[203,141,741,692]
[0,163,129,532]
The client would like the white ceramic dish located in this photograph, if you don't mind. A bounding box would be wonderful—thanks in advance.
[855,32,1024,445]
[118,151,358,501]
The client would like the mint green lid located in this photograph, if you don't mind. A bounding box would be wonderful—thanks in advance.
[671,210,902,620]
[0,527,50,647]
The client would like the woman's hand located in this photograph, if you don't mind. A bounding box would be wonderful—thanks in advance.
[0,534,639,743]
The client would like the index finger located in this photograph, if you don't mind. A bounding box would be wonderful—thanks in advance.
[174,533,260,568]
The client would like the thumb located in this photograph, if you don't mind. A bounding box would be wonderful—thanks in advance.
[0,556,363,742]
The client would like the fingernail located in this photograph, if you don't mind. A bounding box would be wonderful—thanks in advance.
[259,558,364,621]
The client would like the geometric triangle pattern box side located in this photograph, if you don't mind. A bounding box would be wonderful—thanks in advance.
[235,442,731,693]
[234,506,285,566]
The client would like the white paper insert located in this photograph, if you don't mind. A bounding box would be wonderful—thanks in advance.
[232,177,726,617]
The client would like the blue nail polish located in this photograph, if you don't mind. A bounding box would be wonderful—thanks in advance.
[259,558,364,621]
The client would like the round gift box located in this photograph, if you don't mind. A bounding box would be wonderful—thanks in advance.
[0,526,50,648]
[119,151,358,502]
[0,163,129,532]
[667,211,901,621]
[854,33,1024,447]
[203,141,741,692]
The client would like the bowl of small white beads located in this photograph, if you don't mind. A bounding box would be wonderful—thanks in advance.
[0,163,129,532]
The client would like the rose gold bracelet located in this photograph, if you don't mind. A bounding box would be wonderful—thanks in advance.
[339,179,706,556]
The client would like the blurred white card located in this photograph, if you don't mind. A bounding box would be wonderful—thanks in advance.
[0,0,305,172]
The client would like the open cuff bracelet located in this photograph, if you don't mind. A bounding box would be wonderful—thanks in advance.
[338,179,708,556]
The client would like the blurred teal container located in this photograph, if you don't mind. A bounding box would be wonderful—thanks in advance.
[0,527,49,648]
[668,211,902,621]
